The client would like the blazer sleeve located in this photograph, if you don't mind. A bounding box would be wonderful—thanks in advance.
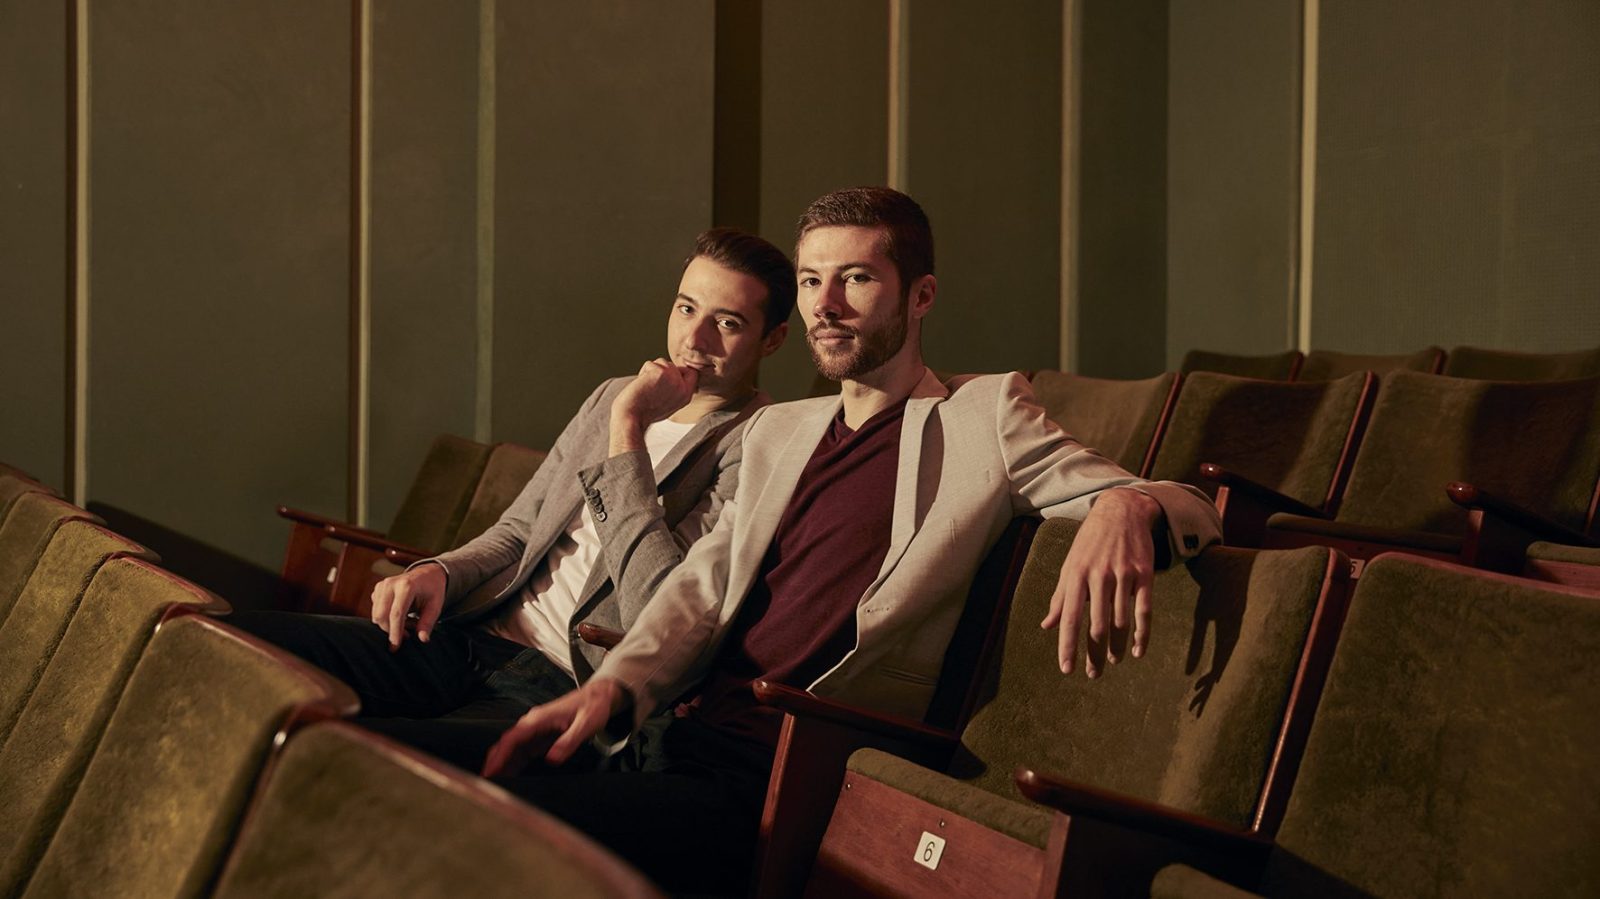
[427,379,616,604]
[576,417,747,631]
[994,372,1221,560]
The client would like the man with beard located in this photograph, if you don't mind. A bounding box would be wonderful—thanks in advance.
[477,187,1222,893]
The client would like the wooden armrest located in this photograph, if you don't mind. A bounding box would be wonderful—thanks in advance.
[1198,464,1325,518]
[1015,768,1272,857]
[276,505,383,536]
[1446,482,1599,547]
[576,622,623,650]
[753,680,957,749]
[382,546,427,566]
[321,523,433,558]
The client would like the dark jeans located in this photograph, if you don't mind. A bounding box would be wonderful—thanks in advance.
[495,713,775,896]
[229,611,577,770]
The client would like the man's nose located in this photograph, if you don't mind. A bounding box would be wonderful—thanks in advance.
[811,282,845,320]
[686,316,719,352]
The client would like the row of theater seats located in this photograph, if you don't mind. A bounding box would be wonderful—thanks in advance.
[0,468,660,899]
[1179,341,1600,382]
[1032,366,1600,587]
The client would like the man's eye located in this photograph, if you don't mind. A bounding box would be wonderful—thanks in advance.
[676,303,695,315]
[799,277,820,288]
[717,319,740,331]
[846,273,871,284]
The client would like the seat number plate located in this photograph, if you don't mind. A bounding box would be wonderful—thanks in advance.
[913,832,946,871]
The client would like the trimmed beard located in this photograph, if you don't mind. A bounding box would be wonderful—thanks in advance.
[807,300,909,382]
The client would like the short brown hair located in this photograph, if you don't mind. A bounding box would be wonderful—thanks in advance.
[795,187,935,295]
[686,228,796,334]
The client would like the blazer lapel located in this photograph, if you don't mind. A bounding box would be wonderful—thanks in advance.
[871,368,950,587]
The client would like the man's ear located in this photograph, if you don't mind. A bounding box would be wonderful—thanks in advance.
[760,320,789,357]
[908,274,937,321]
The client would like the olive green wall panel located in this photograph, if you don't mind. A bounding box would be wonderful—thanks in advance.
[1165,0,1300,367]
[755,0,890,401]
[492,0,715,449]
[1311,0,1600,353]
[0,0,68,489]
[86,0,351,569]
[906,0,1063,378]
[367,0,482,530]
[1074,0,1167,379]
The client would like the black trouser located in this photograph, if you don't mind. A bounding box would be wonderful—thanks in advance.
[495,713,775,896]
[228,611,577,770]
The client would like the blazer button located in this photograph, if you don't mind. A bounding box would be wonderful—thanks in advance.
[595,510,608,522]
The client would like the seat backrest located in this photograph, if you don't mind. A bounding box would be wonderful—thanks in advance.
[1336,372,1600,534]
[1263,556,1600,897]
[0,472,60,523]
[451,441,549,545]
[1029,371,1178,476]
[1179,349,1303,380]
[212,721,661,899]
[950,518,1340,830]
[1297,346,1444,381]
[0,559,226,897]
[386,433,495,552]
[1149,371,1373,511]
[0,492,102,626]
[0,521,154,747]
[20,613,356,899]
[1442,344,1600,381]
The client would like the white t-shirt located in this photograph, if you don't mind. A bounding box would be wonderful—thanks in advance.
[486,417,696,676]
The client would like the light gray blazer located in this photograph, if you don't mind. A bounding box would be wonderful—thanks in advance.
[429,377,764,680]
[595,369,1224,729]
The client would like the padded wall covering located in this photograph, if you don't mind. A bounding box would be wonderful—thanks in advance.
[1264,556,1600,897]
[1311,0,1600,353]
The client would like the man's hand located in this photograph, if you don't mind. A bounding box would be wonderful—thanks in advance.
[1040,487,1163,678]
[368,561,447,651]
[609,359,699,455]
[481,678,627,778]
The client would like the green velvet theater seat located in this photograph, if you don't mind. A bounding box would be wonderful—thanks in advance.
[1029,370,1179,476]
[0,492,103,628]
[1262,372,1600,575]
[0,521,154,747]
[329,440,550,614]
[1142,554,1600,898]
[0,559,227,897]
[1523,540,1600,591]
[1442,344,1600,381]
[1147,372,1373,546]
[802,519,1345,899]
[18,612,356,899]
[1179,349,1302,380]
[277,432,495,612]
[1295,346,1444,381]
[211,721,662,899]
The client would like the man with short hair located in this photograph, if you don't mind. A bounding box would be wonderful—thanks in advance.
[233,228,793,756]
[479,188,1223,893]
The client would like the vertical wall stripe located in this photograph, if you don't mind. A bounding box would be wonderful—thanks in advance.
[1294,0,1318,352]
[886,0,909,190]
[69,0,89,505]
[474,0,495,443]
[350,0,373,524]
[1059,0,1081,373]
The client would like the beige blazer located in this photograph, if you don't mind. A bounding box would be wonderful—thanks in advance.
[595,369,1223,729]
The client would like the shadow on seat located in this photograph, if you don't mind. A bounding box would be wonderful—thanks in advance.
[211,721,662,898]
[784,519,1346,899]
[1092,555,1600,898]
